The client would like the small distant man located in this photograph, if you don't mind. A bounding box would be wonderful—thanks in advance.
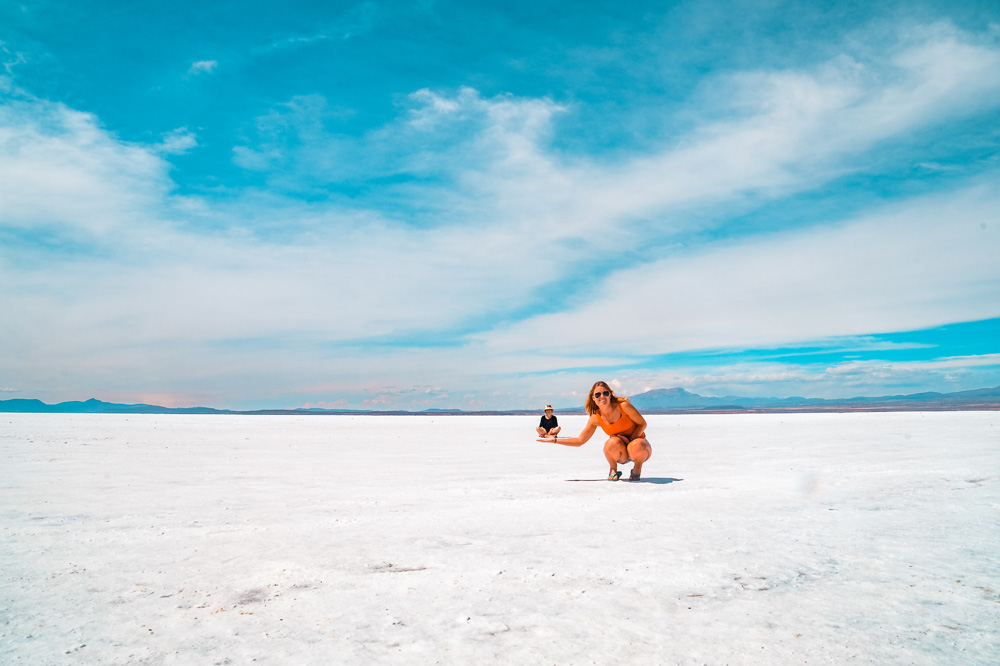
[536,405,561,438]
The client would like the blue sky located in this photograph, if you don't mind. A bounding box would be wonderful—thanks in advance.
[1,0,999,410]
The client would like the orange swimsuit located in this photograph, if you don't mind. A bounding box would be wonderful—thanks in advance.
[598,407,645,441]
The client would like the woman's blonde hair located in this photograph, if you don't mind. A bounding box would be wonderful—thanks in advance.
[585,380,626,415]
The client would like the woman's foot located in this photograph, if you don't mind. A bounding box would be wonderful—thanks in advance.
[608,469,622,481]
[629,469,641,481]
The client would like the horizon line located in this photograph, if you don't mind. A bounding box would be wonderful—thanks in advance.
[3,383,999,415]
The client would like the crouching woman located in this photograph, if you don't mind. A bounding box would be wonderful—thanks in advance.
[538,381,651,481]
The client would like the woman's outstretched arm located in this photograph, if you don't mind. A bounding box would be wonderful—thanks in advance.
[538,416,599,447]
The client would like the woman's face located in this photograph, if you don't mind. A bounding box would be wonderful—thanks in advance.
[592,386,612,406]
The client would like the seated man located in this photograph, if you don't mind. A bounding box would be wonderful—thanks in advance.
[536,405,561,438]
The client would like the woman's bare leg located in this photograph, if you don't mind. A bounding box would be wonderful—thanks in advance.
[603,437,629,474]
[627,438,652,476]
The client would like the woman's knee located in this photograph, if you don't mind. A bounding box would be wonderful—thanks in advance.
[603,437,622,451]
[627,439,651,462]
[602,437,625,456]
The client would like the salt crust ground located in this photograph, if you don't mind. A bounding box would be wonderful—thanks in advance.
[1,412,997,665]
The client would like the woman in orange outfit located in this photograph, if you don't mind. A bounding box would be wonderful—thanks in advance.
[538,380,652,481]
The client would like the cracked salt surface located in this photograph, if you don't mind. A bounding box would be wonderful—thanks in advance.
[1,412,997,664]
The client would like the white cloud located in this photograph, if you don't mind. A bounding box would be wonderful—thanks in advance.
[253,2,377,53]
[597,351,1000,401]
[188,60,218,75]
[478,182,1000,359]
[0,96,173,234]
[157,127,197,154]
[276,22,1000,254]
[0,93,570,382]
[1,40,27,76]
[554,25,1000,234]
[229,22,1000,246]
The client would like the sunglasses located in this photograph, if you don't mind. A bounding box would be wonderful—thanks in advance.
[593,390,611,398]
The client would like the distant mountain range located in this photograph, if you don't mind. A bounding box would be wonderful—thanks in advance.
[627,385,1000,413]
[0,398,233,414]
[0,398,376,416]
[0,398,504,416]
[3,386,1000,415]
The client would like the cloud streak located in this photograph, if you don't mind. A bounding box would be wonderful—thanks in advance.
[479,181,1000,357]
[187,60,217,75]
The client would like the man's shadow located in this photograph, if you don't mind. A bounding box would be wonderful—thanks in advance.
[565,477,683,485]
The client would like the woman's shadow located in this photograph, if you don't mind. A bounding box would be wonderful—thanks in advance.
[565,477,683,485]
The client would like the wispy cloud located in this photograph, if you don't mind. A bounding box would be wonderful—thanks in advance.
[479,181,1000,358]
[157,128,197,154]
[252,1,379,54]
[188,60,218,75]
[600,352,1000,401]
[231,21,1000,245]
[1,40,28,76]
[0,95,174,235]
